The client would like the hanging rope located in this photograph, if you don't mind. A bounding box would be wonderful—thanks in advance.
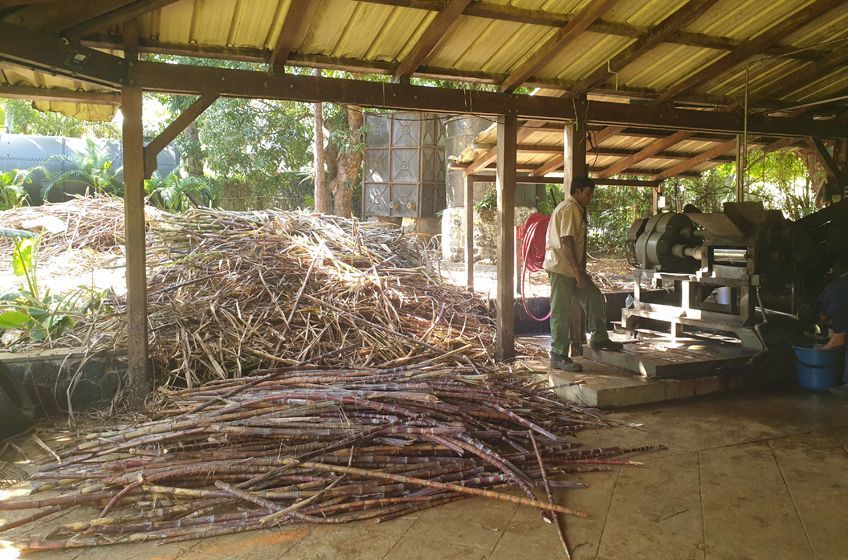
[519,213,552,322]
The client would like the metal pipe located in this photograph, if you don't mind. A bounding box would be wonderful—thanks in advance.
[713,248,748,262]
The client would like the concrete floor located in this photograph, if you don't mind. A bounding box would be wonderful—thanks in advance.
[2,389,846,560]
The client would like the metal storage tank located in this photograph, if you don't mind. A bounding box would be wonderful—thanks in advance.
[362,112,446,218]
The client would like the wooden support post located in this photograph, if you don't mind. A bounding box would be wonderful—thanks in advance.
[564,120,587,356]
[496,113,517,361]
[464,174,475,291]
[122,21,151,407]
[563,120,587,192]
[736,134,745,201]
[652,185,660,215]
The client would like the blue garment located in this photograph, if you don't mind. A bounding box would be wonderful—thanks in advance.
[820,275,848,333]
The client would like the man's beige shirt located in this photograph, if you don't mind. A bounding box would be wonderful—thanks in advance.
[543,195,587,277]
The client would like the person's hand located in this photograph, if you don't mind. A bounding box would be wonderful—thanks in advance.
[576,271,589,289]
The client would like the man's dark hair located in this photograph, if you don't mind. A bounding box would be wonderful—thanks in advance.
[570,176,596,195]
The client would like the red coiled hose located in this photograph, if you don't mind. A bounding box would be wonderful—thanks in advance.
[519,213,551,321]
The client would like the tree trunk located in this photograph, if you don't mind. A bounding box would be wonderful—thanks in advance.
[184,121,205,177]
[312,69,331,214]
[330,105,363,218]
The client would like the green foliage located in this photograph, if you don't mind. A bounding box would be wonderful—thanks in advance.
[536,184,564,215]
[145,172,218,212]
[0,169,32,210]
[474,186,497,211]
[47,138,123,198]
[0,235,108,345]
[587,184,652,254]
[0,98,118,138]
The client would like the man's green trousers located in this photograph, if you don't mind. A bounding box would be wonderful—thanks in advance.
[547,270,609,356]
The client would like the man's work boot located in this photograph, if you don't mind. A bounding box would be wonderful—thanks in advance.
[550,352,583,372]
[590,339,624,352]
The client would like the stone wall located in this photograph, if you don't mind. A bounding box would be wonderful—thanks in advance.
[441,206,537,262]
[0,348,127,417]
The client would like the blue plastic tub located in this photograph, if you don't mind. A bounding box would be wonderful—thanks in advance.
[793,345,843,391]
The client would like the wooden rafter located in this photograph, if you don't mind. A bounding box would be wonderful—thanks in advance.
[360,0,827,62]
[62,0,180,39]
[594,130,697,179]
[465,122,548,173]
[394,0,471,80]
[572,0,718,95]
[806,137,843,179]
[653,138,738,180]
[270,0,319,72]
[499,0,617,93]
[653,0,844,105]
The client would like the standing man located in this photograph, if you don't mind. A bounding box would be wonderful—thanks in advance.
[544,177,621,372]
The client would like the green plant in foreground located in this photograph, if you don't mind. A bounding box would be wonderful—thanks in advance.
[0,169,32,210]
[145,172,218,212]
[0,235,108,345]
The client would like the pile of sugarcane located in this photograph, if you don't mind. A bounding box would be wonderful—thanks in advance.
[0,362,661,555]
[66,208,540,387]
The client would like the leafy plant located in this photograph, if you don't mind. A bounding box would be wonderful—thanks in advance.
[474,186,497,211]
[0,169,32,210]
[0,235,107,345]
[46,138,124,199]
[145,172,218,212]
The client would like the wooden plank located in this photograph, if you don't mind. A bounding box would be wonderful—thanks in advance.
[0,84,120,104]
[121,22,150,408]
[464,146,498,174]
[144,93,218,177]
[270,0,319,72]
[653,138,738,180]
[0,21,125,87]
[62,0,180,38]
[128,61,848,139]
[499,0,617,93]
[572,0,719,94]
[806,137,842,179]
[653,0,844,105]
[495,113,517,361]
[464,173,474,291]
[394,0,472,80]
[360,0,827,62]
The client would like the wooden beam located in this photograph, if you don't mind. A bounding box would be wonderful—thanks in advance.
[144,93,218,178]
[495,113,517,361]
[394,0,471,80]
[62,0,180,39]
[270,0,319,72]
[653,138,738,180]
[129,61,848,139]
[806,137,842,179]
[121,20,150,407]
[572,0,719,94]
[360,0,826,62]
[464,173,474,291]
[499,0,617,93]
[595,130,695,179]
[0,84,120,104]
[0,22,125,88]
[464,146,499,175]
[653,0,844,105]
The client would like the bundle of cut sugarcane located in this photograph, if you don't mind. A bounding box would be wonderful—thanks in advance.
[70,208,542,386]
[0,362,661,555]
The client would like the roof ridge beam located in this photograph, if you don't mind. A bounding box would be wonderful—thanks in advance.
[394,0,472,80]
[499,0,618,93]
[270,0,320,72]
[573,0,718,95]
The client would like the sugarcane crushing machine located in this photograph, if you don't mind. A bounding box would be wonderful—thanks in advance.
[623,201,848,350]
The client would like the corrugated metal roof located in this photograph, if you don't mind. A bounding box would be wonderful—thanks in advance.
[2,0,845,178]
